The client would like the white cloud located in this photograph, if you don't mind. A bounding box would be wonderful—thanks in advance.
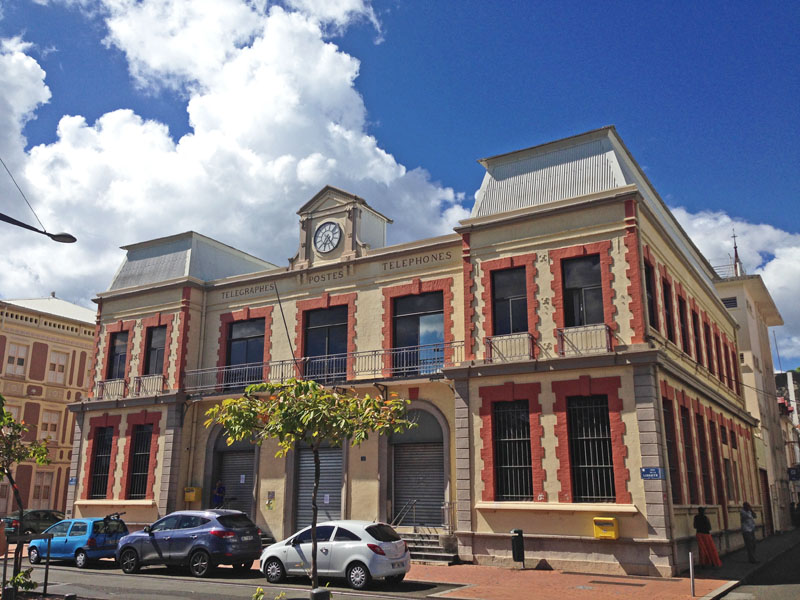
[0,0,465,311]
[672,207,800,367]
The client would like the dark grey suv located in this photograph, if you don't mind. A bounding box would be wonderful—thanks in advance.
[115,510,261,577]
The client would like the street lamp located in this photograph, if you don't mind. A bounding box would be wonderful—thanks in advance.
[0,211,76,243]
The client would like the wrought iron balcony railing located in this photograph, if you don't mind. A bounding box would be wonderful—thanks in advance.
[94,378,126,400]
[131,374,165,397]
[484,332,537,363]
[183,341,465,394]
[556,324,612,357]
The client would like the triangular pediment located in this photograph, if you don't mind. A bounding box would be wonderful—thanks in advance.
[297,185,361,216]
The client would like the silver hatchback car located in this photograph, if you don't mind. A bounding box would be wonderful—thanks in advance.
[260,520,410,589]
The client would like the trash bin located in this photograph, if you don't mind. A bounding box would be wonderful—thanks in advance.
[510,529,525,564]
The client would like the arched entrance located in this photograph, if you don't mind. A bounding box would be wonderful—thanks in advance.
[390,408,445,527]
[210,433,256,516]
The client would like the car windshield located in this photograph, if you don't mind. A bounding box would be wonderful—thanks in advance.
[216,514,255,529]
[365,524,401,542]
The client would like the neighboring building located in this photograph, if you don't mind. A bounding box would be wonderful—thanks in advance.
[715,270,789,532]
[68,127,762,576]
[776,371,800,502]
[0,295,95,515]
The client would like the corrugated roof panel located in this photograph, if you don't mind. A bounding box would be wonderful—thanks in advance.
[472,137,629,218]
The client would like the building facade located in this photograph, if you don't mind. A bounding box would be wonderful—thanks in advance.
[714,272,789,532]
[776,371,800,502]
[68,127,764,576]
[0,296,95,515]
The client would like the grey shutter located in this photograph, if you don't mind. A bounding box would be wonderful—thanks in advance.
[393,443,444,526]
[295,446,342,530]
[220,451,255,515]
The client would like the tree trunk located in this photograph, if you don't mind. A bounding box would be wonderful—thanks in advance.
[3,467,25,583]
[311,442,320,590]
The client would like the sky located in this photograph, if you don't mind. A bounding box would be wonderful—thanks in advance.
[0,0,798,366]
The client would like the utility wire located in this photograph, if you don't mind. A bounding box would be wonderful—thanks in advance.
[0,155,46,232]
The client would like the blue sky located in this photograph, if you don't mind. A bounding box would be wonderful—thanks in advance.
[0,0,798,364]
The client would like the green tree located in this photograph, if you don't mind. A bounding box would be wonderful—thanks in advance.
[0,393,50,585]
[206,378,414,596]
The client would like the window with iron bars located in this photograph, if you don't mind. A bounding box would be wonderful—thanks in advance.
[567,395,616,502]
[680,407,699,504]
[662,399,682,504]
[492,400,533,501]
[695,414,713,504]
[90,426,114,499]
[128,424,153,499]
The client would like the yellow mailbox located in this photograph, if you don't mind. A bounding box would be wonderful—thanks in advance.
[592,516,619,540]
[184,487,201,503]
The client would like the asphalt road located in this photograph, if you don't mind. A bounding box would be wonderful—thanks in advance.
[27,560,460,600]
[724,545,800,600]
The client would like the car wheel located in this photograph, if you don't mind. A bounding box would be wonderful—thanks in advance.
[120,548,140,574]
[75,549,90,569]
[347,561,371,590]
[28,546,41,565]
[263,557,285,583]
[386,573,405,584]
[189,549,213,578]
[232,562,251,572]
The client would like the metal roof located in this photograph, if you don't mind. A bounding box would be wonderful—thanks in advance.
[1,297,95,324]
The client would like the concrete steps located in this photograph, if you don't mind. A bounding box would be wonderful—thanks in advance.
[402,532,458,565]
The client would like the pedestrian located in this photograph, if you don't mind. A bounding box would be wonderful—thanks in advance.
[212,479,226,508]
[693,507,721,567]
[740,501,758,563]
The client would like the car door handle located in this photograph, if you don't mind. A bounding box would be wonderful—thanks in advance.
[191,535,198,539]
[321,548,328,555]
[164,536,171,540]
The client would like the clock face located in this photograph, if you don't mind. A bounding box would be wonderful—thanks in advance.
[314,221,342,254]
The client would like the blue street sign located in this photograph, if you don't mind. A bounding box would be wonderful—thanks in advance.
[68,477,77,486]
[640,467,665,480]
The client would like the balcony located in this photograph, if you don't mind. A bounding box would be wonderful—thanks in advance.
[183,341,465,394]
[131,374,166,397]
[94,378,126,400]
[484,332,537,363]
[556,324,612,357]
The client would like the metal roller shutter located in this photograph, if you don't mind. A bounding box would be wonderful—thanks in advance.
[295,446,342,529]
[220,451,255,516]
[393,442,444,526]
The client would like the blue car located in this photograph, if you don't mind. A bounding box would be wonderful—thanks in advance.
[116,510,262,578]
[28,514,128,568]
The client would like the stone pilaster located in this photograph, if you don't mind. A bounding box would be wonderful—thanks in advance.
[452,377,474,561]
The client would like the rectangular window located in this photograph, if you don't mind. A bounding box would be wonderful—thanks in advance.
[724,458,736,501]
[721,297,738,309]
[692,311,703,364]
[107,332,128,380]
[4,405,20,422]
[680,407,699,504]
[128,424,153,499]
[695,414,713,504]
[563,255,603,327]
[492,400,532,501]
[393,292,445,375]
[225,318,265,386]
[645,262,659,331]
[678,297,691,355]
[90,426,114,499]
[662,279,675,342]
[304,307,347,382]
[144,326,167,376]
[724,346,733,390]
[31,471,53,510]
[567,395,615,502]
[491,268,528,335]
[40,410,59,440]
[5,343,28,376]
[708,421,726,504]
[730,429,737,449]
[720,426,728,445]
[731,347,741,394]
[47,350,68,384]
[704,323,714,374]
[714,334,724,383]
[662,399,682,504]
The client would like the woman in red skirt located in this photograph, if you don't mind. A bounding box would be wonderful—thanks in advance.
[694,506,722,567]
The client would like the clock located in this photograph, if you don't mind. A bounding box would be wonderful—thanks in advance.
[313,221,341,254]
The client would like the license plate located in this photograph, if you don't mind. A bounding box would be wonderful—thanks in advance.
[241,535,254,541]
[391,561,404,568]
